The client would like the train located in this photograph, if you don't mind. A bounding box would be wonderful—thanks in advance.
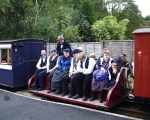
[0,28,150,109]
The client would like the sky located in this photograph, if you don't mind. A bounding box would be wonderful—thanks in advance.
[134,0,150,17]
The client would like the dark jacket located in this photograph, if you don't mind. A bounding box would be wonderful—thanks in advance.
[56,42,72,56]
[57,56,71,72]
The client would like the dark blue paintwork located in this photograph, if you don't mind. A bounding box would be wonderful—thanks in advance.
[0,38,45,88]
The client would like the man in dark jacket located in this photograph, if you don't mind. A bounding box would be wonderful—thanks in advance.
[56,35,72,56]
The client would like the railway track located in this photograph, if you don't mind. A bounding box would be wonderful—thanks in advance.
[0,86,149,120]
[17,90,150,120]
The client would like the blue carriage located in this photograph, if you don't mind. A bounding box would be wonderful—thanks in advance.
[0,39,45,88]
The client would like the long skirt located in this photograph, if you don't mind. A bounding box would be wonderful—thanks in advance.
[92,80,108,92]
[51,69,69,91]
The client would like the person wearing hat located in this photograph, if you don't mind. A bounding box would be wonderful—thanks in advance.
[56,35,72,56]
[69,48,96,101]
[51,48,71,95]
[44,49,58,92]
[34,49,47,90]
[68,48,83,98]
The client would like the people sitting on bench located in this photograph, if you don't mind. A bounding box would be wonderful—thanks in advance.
[90,48,113,102]
[51,48,71,96]
[69,48,96,101]
[46,49,58,92]
[34,50,47,90]
[69,48,83,98]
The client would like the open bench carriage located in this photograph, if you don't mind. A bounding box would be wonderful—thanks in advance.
[28,68,128,109]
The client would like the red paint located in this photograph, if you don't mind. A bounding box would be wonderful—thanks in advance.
[105,68,127,107]
[133,28,150,99]
[28,74,48,90]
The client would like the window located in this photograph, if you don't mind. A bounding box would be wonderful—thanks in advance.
[0,49,11,64]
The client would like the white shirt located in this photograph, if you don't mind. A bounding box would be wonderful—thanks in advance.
[78,57,96,75]
[46,55,58,73]
[69,58,80,76]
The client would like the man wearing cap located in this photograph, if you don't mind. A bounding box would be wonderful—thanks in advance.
[56,35,72,56]
[51,48,71,95]
[69,48,96,100]
[44,49,58,92]
[68,48,82,97]
[34,50,47,90]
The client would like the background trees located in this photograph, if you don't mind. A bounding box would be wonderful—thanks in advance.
[0,0,146,41]
[91,16,129,41]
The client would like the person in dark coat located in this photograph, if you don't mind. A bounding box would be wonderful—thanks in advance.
[56,35,72,56]
[51,48,71,95]
[41,49,58,92]
[34,50,47,90]
[108,61,119,87]
[116,53,132,76]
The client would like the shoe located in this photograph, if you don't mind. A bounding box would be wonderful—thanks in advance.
[99,97,103,103]
[82,97,88,101]
[61,92,68,97]
[54,90,61,95]
[68,94,73,98]
[47,90,51,93]
[37,88,43,91]
[72,94,81,99]
[89,97,96,101]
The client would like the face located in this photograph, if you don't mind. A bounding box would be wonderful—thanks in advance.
[112,63,117,69]
[63,51,70,58]
[59,38,64,44]
[73,53,78,58]
[51,51,57,56]
[77,52,84,60]
[122,55,127,61]
[41,50,46,57]
[103,53,110,61]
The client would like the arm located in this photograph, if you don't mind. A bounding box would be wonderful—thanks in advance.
[69,58,74,76]
[83,58,96,75]
[47,56,50,72]
[47,56,60,73]
[36,58,42,69]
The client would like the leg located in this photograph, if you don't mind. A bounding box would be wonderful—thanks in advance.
[38,70,47,90]
[83,74,92,100]
[69,74,78,97]
[89,91,98,101]
[34,69,44,89]
[75,73,84,97]
[48,72,54,91]
[62,74,70,96]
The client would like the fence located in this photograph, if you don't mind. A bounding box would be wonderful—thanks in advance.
[47,40,133,61]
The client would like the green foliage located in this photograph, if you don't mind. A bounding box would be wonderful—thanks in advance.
[145,15,150,21]
[91,16,129,40]
[0,0,145,41]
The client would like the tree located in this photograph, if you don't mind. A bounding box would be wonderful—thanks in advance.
[91,16,129,41]
[105,0,144,38]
